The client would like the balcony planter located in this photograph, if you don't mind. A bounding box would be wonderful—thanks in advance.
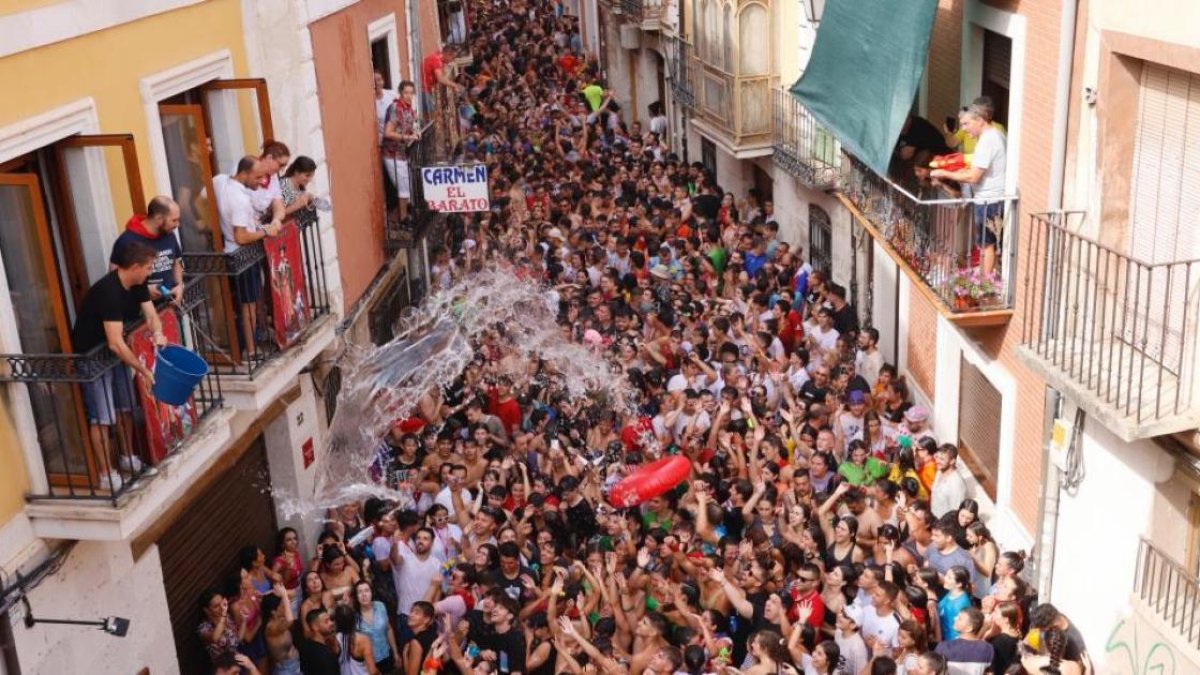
[945,268,1002,313]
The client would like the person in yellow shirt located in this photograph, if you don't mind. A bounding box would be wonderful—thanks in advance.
[944,97,1006,154]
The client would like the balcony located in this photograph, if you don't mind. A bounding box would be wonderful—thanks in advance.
[689,61,777,155]
[614,0,665,30]
[772,88,840,190]
[665,36,696,111]
[1,283,235,540]
[838,157,1018,328]
[1125,538,1200,666]
[385,122,440,253]
[1018,212,1200,441]
[182,217,336,410]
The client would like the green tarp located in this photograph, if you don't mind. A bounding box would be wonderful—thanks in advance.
[788,0,940,177]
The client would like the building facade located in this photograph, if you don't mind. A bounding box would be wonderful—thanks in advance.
[0,1,445,673]
[595,0,1200,669]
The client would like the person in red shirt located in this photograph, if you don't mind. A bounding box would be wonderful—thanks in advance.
[789,561,826,629]
[487,376,522,438]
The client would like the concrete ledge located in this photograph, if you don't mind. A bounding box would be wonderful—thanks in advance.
[220,314,338,410]
[25,405,237,541]
[1014,345,1200,443]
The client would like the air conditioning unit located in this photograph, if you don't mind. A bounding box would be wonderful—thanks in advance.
[620,24,641,50]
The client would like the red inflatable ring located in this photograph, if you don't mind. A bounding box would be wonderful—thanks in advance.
[608,455,691,508]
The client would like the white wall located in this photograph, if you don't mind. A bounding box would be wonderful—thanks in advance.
[1050,420,1175,664]
[12,543,178,675]
[871,240,900,365]
[264,376,328,554]
[241,0,344,319]
[635,44,664,129]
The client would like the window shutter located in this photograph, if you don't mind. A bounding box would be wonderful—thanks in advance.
[1128,62,1200,372]
[957,357,1001,501]
[158,439,278,675]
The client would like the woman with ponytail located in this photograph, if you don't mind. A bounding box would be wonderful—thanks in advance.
[746,629,795,675]
[1021,627,1082,675]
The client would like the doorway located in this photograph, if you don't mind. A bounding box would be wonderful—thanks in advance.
[159,437,278,675]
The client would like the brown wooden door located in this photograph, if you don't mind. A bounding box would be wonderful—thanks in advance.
[52,133,147,307]
[158,437,278,675]
[0,171,102,487]
[159,104,243,362]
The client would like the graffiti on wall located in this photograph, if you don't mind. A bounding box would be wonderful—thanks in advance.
[1105,617,1183,675]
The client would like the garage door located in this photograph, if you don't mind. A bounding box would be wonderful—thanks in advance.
[158,437,277,675]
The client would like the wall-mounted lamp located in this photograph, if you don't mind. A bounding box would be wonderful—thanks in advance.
[22,597,130,637]
[1084,87,1098,107]
[801,0,826,25]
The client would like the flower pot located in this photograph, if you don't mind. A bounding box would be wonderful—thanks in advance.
[953,295,976,311]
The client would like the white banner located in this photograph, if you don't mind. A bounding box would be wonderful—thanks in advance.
[420,164,490,213]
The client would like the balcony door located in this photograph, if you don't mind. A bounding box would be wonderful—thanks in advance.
[158,78,275,365]
[0,135,144,488]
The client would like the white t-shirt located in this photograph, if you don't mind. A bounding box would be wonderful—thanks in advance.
[835,630,870,675]
[434,486,474,519]
[391,540,444,615]
[862,610,901,651]
[250,173,282,220]
[856,348,884,387]
[430,523,463,563]
[213,174,257,254]
[667,373,708,393]
[375,91,397,143]
[972,127,1007,199]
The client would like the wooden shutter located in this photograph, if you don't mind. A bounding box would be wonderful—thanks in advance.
[1127,62,1200,372]
[957,357,1000,501]
[158,438,278,675]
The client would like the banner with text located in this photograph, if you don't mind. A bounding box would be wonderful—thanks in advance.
[421,164,490,213]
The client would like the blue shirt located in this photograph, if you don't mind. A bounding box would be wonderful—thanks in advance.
[938,591,972,641]
[744,251,769,278]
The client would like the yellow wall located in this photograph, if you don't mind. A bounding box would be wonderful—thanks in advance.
[0,404,29,521]
[0,0,250,523]
[0,0,63,18]
[0,0,251,205]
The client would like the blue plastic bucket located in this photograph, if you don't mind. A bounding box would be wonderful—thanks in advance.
[152,345,209,406]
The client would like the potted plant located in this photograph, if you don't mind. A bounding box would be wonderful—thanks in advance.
[944,268,1003,311]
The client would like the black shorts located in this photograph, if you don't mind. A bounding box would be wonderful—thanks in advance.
[236,266,263,304]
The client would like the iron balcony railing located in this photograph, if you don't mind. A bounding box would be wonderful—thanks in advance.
[772,88,840,190]
[0,282,223,503]
[616,0,664,24]
[1135,537,1200,650]
[665,36,696,111]
[1021,212,1199,426]
[386,122,439,252]
[182,216,330,379]
[841,156,1020,312]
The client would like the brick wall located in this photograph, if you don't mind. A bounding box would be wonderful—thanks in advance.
[926,0,963,122]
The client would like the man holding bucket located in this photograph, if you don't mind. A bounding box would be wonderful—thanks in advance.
[71,241,168,488]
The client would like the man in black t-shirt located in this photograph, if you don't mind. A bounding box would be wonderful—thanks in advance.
[477,595,526,674]
[297,608,340,675]
[72,241,167,481]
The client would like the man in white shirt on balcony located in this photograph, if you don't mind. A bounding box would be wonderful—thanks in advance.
[930,102,1006,277]
[213,156,281,352]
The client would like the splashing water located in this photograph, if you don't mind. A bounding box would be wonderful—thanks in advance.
[282,267,639,518]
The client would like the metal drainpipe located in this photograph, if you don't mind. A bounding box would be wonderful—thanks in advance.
[1034,0,1080,603]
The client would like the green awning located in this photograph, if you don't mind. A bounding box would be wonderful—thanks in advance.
[788,0,939,177]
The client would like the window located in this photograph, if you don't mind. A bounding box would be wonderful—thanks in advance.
[981,30,1011,126]
[808,204,832,272]
[1126,61,1200,373]
[371,38,393,89]
[738,4,769,75]
[722,5,733,72]
[158,78,273,363]
[701,137,718,183]
[957,357,1001,500]
[0,134,145,487]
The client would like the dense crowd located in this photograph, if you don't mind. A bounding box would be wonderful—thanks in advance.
[195,1,1093,674]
